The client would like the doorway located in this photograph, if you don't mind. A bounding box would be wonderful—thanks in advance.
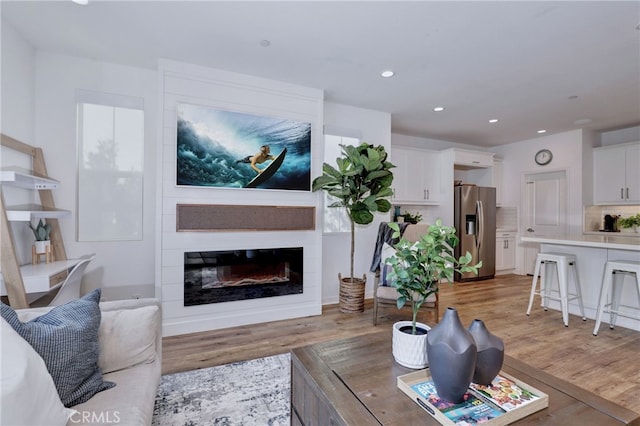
[522,170,567,274]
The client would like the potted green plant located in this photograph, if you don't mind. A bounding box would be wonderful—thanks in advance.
[618,213,640,233]
[384,219,481,368]
[28,219,52,254]
[401,210,422,224]
[312,142,394,313]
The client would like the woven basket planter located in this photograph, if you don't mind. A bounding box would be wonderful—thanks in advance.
[338,273,366,314]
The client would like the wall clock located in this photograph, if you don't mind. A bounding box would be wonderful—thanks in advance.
[534,149,553,166]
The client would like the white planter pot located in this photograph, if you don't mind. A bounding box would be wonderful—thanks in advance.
[34,240,50,254]
[392,320,431,369]
[620,226,638,234]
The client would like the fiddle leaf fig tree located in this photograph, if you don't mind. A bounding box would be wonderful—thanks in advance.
[385,219,482,334]
[312,143,395,281]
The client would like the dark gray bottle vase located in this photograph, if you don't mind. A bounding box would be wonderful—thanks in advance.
[426,307,477,403]
[467,319,505,385]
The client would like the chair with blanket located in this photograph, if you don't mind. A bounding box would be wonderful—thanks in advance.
[372,223,439,325]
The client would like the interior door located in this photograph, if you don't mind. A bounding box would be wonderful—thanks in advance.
[522,171,567,274]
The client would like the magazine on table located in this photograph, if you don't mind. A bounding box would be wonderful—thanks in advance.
[397,370,549,426]
[469,374,542,412]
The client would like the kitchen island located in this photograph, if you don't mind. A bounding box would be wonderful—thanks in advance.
[521,234,639,331]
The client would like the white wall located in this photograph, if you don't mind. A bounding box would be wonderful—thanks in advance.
[158,59,324,335]
[493,129,586,273]
[32,52,157,300]
[1,20,35,145]
[322,102,391,304]
[0,19,38,263]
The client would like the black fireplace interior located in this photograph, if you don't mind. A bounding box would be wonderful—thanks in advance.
[184,247,303,306]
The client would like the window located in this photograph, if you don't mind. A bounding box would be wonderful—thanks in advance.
[322,134,360,233]
[76,90,144,241]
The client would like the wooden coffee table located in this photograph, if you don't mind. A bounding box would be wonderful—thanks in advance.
[291,330,640,425]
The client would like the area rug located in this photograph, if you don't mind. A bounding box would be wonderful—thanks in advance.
[152,353,291,426]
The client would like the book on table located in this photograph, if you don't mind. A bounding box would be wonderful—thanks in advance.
[397,369,549,425]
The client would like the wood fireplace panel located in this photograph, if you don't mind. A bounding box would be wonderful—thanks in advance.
[176,204,315,232]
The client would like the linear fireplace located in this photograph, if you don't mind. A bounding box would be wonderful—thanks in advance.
[184,247,303,306]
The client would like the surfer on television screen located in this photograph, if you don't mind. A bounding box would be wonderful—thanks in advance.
[236,145,275,174]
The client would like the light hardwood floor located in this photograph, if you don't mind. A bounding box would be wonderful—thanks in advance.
[162,274,640,414]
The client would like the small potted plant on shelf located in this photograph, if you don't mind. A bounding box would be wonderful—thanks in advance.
[384,219,481,369]
[312,142,394,313]
[28,219,52,261]
[618,213,640,233]
[401,211,422,224]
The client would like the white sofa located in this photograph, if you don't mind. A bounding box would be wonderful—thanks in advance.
[8,298,162,426]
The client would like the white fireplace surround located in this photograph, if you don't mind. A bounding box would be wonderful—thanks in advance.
[157,60,324,336]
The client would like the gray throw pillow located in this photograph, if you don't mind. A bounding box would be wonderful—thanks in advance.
[0,289,115,407]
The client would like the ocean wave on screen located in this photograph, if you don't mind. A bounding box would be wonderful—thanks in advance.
[176,113,311,189]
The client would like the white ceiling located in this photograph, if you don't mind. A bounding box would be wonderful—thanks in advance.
[2,1,639,147]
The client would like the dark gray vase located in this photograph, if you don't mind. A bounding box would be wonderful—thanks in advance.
[467,319,504,385]
[426,307,477,403]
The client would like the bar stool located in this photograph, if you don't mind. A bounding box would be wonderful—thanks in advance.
[526,252,586,326]
[593,260,640,335]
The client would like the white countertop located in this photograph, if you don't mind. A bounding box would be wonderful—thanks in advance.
[520,234,640,251]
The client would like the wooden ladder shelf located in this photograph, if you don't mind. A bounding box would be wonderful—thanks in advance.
[1,133,68,308]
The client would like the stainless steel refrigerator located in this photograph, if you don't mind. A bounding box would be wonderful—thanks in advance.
[454,186,496,282]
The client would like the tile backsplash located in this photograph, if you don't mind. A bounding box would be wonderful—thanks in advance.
[496,206,518,231]
[584,205,640,232]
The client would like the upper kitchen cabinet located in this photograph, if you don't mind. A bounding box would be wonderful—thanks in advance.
[448,148,499,198]
[593,142,640,205]
[391,147,441,205]
[451,148,494,169]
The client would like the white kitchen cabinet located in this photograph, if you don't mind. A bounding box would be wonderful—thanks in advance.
[391,147,441,205]
[593,142,640,204]
[496,231,516,271]
[452,148,494,169]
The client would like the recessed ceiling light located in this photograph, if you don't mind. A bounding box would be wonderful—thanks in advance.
[489,119,499,124]
[260,39,271,47]
[433,107,445,112]
[537,129,547,134]
[72,0,88,4]
[381,70,394,78]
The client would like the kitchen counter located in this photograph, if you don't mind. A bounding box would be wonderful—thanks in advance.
[520,234,639,331]
[521,234,640,251]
